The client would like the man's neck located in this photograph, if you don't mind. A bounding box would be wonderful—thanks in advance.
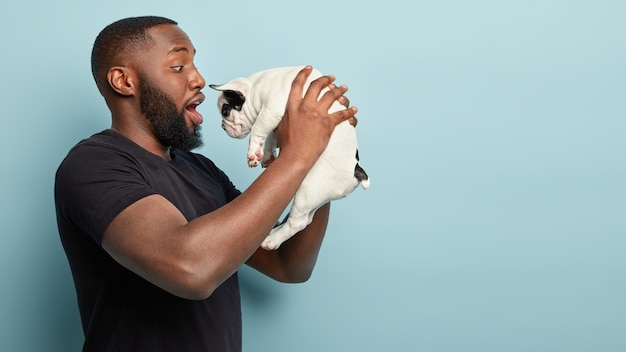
[111,124,171,160]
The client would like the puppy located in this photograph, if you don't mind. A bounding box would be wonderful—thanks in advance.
[210,65,369,250]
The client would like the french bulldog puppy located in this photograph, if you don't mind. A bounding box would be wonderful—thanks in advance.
[210,65,369,250]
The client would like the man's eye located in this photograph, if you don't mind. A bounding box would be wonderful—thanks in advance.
[172,66,184,72]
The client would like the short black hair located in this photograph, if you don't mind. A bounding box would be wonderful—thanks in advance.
[91,16,178,93]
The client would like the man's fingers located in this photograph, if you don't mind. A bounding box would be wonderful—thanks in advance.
[338,94,357,126]
[288,66,314,105]
[303,74,336,104]
[320,83,348,107]
[331,106,358,126]
[341,96,350,108]
[319,82,357,127]
[289,66,357,127]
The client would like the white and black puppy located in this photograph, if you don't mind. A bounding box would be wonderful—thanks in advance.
[210,65,369,250]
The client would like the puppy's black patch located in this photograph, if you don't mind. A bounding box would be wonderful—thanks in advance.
[224,90,245,112]
[354,149,368,182]
[221,104,233,117]
[208,84,246,117]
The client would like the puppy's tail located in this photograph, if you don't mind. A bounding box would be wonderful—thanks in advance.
[354,149,370,190]
[355,164,370,190]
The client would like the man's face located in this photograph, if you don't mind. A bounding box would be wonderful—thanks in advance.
[137,24,206,151]
[139,74,202,151]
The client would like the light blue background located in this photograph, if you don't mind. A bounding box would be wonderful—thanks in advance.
[1,1,624,351]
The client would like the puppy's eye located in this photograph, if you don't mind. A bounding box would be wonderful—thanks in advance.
[221,104,232,117]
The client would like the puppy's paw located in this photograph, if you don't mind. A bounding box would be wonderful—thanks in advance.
[261,235,281,250]
[247,149,263,167]
[261,152,276,168]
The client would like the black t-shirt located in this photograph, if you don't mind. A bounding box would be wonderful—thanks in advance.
[55,129,243,351]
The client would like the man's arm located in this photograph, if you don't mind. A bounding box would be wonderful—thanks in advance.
[245,203,330,282]
[102,67,357,300]
[245,95,356,281]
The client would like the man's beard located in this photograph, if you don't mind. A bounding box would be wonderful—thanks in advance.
[139,76,203,151]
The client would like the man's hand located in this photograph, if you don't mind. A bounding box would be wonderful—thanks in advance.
[274,66,358,167]
[341,96,358,127]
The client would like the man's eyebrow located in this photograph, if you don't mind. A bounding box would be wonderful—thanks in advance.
[168,46,196,55]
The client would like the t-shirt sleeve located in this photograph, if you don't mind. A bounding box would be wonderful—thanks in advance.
[55,144,157,245]
[218,167,241,203]
[193,152,241,203]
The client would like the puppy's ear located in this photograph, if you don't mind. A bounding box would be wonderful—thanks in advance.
[209,79,251,97]
[210,80,250,111]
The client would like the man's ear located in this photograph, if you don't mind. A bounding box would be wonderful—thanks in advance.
[107,66,136,96]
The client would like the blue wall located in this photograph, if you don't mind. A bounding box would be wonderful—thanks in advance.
[1,1,625,351]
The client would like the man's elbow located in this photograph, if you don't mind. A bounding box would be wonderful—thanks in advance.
[165,276,217,301]
[163,264,225,300]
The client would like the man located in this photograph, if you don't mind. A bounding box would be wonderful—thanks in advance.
[54,16,357,351]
